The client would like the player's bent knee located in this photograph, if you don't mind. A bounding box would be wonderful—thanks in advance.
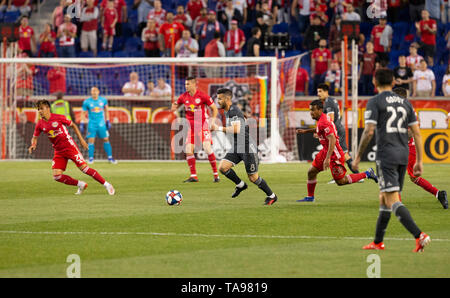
[248,173,259,183]
[218,160,233,174]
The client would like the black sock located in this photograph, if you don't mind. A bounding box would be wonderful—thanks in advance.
[223,169,242,185]
[374,205,391,244]
[254,177,274,197]
[392,202,422,239]
[346,158,359,173]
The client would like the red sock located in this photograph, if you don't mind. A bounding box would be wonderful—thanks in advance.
[82,166,106,185]
[414,177,439,197]
[186,155,197,178]
[346,172,367,184]
[307,180,317,197]
[54,174,78,186]
[208,153,218,178]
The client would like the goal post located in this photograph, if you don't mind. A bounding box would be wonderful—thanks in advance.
[0,52,301,162]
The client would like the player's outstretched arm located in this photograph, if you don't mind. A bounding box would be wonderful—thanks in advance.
[296,128,315,134]
[353,123,376,171]
[410,123,423,177]
[28,136,38,154]
[70,122,89,150]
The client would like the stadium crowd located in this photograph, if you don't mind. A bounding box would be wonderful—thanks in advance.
[5,0,450,96]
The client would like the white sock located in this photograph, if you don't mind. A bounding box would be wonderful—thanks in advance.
[269,193,276,199]
[77,181,85,188]
[236,181,245,188]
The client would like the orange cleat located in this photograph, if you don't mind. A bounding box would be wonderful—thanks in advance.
[413,232,431,252]
[362,241,385,250]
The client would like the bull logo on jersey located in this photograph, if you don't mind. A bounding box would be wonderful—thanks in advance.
[93,107,102,113]
[188,104,196,112]
[48,129,62,138]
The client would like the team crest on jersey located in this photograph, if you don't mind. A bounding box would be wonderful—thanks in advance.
[52,122,58,128]
[195,98,201,104]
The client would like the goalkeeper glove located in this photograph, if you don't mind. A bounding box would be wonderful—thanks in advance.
[80,122,85,134]
[106,120,111,130]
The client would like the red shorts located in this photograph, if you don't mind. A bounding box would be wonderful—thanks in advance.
[52,146,86,171]
[407,145,416,178]
[312,149,347,180]
[104,26,116,37]
[186,121,212,145]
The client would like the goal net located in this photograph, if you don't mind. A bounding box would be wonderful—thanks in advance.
[0,44,301,162]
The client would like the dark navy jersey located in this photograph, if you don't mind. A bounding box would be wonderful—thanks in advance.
[365,90,418,165]
[324,97,345,135]
[225,104,256,153]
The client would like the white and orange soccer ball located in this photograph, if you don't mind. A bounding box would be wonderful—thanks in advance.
[166,190,182,206]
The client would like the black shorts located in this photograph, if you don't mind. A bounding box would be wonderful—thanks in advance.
[223,152,259,175]
[420,43,436,59]
[376,160,407,193]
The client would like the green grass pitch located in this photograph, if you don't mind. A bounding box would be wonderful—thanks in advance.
[0,161,449,278]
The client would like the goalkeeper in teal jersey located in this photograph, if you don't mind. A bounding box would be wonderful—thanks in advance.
[80,87,117,164]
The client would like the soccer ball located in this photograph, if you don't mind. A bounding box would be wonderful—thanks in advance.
[166,190,182,205]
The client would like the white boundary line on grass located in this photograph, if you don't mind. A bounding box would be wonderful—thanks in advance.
[0,230,449,242]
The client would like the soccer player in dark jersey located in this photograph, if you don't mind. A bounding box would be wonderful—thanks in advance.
[29,100,115,195]
[353,69,430,252]
[392,87,447,209]
[210,88,278,205]
[297,100,378,203]
[171,76,219,183]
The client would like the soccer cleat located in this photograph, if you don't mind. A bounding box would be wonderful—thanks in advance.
[264,195,278,205]
[296,196,314,202]
[88,157,94,164]
[213,177,220,183]
[104,183,115,195]
[413,232,431,252]
[183,177,199,183]
[437,190,448,209]
[362,241,385,250]
[327,179,336,184]
[231,183,248,198]
[108,158,118,164]
[365,168,378,183]
[75,182,88,195]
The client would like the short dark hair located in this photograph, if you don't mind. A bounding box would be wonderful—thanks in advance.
[310,99,323,110]
[186,76,196,81]
[317,83,329,92]
[393,87,407,99]
[251,27,261,36]
[374,68,394,87]
[217,88,233,98]
[36,100,51,108]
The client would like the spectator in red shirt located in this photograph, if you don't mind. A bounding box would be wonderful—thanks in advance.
[102,0,118,51]
[311,39,332,92]
[370,17,389,66]
[415,9,437,66]
[174,5,193,30]
[80,0,99,56]
[38,23,56,57]
[146,0,166,27]
[358,41,377,95]
[224,20,245,57]
[142,18,160,57]
[47,66,66,95]
[187,0,205,21]
[328,15,342,54]
[18,16,36,57]
[100,0,127,36]
[309,4,328,26]
[159,11,185,57]
[16,50,34,98]
[295,66,309,96]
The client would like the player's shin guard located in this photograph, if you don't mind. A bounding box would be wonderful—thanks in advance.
[346,172,367,184]
[253,177,274,197]
[103,142,113,159]
[186,154,197,178]
[374,205,391,244]
[82,166,106,185]
[307,180,317,197]
[88,143,95,159]
[54,174,78,186]
[414,177,439,197]
[222,168,242,185]
[208,153,219,178]
[392,201,422,239]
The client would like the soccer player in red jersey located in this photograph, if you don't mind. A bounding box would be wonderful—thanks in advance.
[29,100,115,195]
[172,76,219,182]
[392,87,447,209]
[297,100,378,202]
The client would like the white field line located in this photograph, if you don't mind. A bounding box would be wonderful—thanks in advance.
[0,230,449,242]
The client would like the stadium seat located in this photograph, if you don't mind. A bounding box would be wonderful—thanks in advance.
[113,37,125,52]
[3,10,21,23]
[79,51,94,58]
[98,51,112,58]
[125,37,142,52]
[113,50,128,57]
[0,11,4,22]
[272,22,289,34]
